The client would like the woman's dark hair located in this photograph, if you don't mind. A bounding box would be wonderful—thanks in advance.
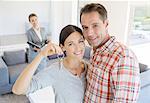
[59,25,83,46]
[28,13,37,22]
[80,3,107,22]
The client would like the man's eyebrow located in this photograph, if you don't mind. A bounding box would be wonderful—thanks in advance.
[82,25,88,28]
[92,23,99,25]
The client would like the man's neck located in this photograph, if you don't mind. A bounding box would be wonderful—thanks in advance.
[93,34,110,51]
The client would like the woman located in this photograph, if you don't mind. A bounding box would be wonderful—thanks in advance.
[12,25,87,103]
[26,13,49,74]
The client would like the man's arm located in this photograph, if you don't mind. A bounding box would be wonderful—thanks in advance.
[111,55,140,103]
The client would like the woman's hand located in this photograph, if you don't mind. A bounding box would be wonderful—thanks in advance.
[40,42,63,57]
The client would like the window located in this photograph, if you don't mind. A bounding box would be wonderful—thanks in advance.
[129,2,150,67]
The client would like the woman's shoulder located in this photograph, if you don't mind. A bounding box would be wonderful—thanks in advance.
[40,27,45,30]
[28,27,34,31]
[26,28,34,34]
[34,61,61,78]
[40,27,46,33]
[45,60,61,71]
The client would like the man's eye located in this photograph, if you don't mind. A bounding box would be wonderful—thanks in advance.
[83,27,88,30]
[93,24,98,28]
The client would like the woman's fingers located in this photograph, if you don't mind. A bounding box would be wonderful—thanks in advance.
[45,42,55,56]
[40,42,53,56]
[41,42,63,57]
[52,44,63,55]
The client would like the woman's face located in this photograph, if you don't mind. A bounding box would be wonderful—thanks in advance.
[62,31,85,59]
[29,16,39,29]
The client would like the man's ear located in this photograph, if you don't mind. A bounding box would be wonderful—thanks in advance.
[105,19,109,28]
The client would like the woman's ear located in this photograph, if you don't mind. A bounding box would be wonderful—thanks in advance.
[60,44,66,52]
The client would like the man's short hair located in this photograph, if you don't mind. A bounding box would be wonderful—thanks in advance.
[80,3,107,22]
[28,13,37,22]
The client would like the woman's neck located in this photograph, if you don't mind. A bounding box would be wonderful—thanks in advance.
[33,25,40,31]
[63,57,84,76]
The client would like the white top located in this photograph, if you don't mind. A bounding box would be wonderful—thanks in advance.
[33,28,42,42]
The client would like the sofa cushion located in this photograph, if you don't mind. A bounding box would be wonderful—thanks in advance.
[3,50,26,66]
[8,63,28,84]
[83,46,91,60]
[0,57,9,86]
[139,63,149,73]
[140,69,150,88]
[0,84,13,95]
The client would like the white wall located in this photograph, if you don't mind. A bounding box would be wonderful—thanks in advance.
[50,0,78,43]
[0,1,51,55]
[0,1,130,43]
[0,1,132,54]
[0,1,51,35]
[0,1,78,55]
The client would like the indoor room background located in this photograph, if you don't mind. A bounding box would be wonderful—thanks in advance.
[0,0,150,103]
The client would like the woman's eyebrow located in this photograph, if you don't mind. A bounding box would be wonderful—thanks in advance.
[66,41,73,44]
[79,36,84,40]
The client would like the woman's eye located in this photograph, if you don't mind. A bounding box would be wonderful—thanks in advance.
[79,40,84,43]
[68,43,72,46]
[79,40,85,45]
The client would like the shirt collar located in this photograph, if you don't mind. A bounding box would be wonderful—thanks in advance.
[93,36,116,54]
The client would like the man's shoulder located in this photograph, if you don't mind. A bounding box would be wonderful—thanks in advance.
[113,41,135,58]
[107,39,131,57]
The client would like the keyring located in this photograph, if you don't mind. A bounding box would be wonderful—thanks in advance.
[57,54,64,69]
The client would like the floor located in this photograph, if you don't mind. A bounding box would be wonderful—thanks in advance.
[0,93,29,103]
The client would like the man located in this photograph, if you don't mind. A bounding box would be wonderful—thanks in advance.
[80,3,140,102]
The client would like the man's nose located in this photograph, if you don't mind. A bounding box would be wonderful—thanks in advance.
[87,27,93,36]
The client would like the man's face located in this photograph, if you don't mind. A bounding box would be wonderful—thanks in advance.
[81,11,108,48]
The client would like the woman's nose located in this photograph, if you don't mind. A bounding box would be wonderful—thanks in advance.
[74,44,81,51]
